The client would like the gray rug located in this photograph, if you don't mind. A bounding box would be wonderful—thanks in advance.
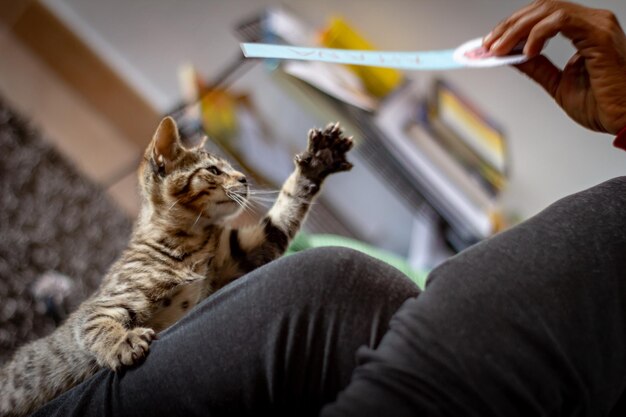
[0,99,133,363]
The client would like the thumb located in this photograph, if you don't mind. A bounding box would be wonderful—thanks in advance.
[514,55,562,98]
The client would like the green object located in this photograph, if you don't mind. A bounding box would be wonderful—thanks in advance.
[287,233,428,289]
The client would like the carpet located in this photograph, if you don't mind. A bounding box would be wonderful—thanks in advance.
[0,98,133,363]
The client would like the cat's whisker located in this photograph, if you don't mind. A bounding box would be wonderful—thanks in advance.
[241,201,256,215]
[240,196,256,214]
[247,203,269,210]
[226,190,242,202]
[227,191,246,209]
[248,195,276,203]
[246,193,274,202]
[192,208,204,228]
[247,189,280,195]
[233,197,246,210]
[248,202,272,210]
[248,195,277,203]
[168,198,182,212]
[249,194,313,206]
[235,191,258,213]
[228,192,257,216]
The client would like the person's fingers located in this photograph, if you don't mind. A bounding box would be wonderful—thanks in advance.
[491,6,554,55]
[483,1,542,49]
[514,55,562,98]
[563,10,622,59]
[522,10,569,56]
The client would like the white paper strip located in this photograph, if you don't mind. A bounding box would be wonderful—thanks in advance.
[241,37,528,71]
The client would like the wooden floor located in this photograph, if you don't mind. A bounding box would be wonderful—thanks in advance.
[0,28,143,218]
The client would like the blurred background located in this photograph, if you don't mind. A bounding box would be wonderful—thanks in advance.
[1,0,625,357]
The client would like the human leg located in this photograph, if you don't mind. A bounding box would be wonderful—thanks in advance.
[322,177,626,416]
[31,247,419,417]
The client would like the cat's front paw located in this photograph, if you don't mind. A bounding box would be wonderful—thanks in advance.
[105,327,156,371]
[295,122,354,183]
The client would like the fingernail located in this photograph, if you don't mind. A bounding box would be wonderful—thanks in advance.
[490,39,502,51]
[483,32,493,44]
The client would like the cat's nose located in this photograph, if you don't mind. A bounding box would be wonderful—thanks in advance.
[238,176,247,184]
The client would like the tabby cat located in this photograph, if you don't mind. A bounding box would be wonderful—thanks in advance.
[0,116,353,416]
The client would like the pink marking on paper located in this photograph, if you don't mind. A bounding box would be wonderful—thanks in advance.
[464,46,495,61]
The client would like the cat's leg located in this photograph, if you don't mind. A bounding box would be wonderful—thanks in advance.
[215,123,353,282]
[79,267,205,370]
[78,303,157,371]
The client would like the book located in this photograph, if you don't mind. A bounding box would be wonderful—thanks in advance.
[374,85,500,240]
[425,115,505,194]
[425,80,509,194]
[405,123,496,212]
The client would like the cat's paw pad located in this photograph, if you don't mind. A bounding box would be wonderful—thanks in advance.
[296,122,354,181]
[107,327,156,371]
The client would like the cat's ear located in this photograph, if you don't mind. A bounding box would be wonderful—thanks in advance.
[150,116,182,174]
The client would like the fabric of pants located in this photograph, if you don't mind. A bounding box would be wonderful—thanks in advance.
[33,177,626,416]
[322,176,626,417]
[31,247,420,416]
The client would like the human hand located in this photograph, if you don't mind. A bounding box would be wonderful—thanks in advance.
[483,0,626,135]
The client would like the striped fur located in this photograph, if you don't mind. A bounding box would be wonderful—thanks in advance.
[0,117,353,416]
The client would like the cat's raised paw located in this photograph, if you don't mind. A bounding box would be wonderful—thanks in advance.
[107,327,156,371]
[296,122,354,182]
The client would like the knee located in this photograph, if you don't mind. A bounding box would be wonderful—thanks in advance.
[556,176,626,217]
[539,176,626,241]
[585,176,626,215]
[278,247,419,306]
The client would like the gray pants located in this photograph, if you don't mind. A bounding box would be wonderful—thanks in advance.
[34,177,626,416]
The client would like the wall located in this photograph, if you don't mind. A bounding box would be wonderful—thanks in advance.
[42,0,626,247]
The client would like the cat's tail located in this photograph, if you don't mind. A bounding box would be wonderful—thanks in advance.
[0,324,99,417]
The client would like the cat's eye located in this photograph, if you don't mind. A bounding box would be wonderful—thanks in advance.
[207,166,222,176]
